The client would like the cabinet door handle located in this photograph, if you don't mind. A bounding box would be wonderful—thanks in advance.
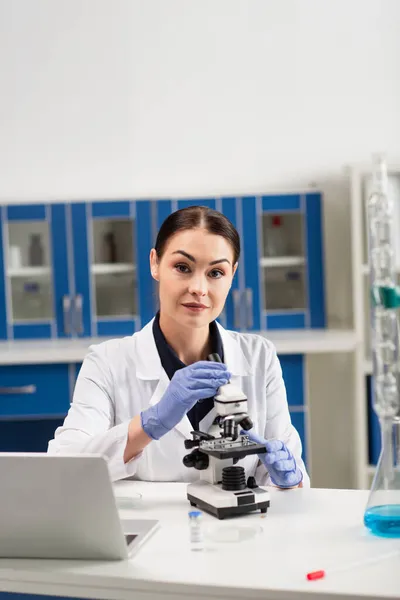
[233,289,241,329]
[74,294,84,335]
[0,385,36,395]
[245,288,253,329]
[62,295,72,335]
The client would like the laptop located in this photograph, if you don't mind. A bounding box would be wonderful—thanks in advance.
[0,453,159,560]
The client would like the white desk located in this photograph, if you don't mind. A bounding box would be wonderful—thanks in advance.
[0,483,398,600]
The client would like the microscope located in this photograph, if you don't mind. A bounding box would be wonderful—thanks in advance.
[183,353,270,519]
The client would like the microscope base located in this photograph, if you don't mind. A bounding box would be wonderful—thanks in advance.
[187,480,270,520]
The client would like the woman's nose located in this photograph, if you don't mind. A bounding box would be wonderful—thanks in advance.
[188,274,208,297]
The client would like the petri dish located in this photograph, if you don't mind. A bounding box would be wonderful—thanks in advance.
[204,523,263,544]
[115,492,143,510]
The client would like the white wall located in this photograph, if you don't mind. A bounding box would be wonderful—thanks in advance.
[1,0,400,329]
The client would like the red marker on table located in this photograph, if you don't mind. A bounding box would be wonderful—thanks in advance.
[306,549,400,581]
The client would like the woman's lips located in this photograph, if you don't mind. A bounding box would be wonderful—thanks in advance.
[182,303,208,312]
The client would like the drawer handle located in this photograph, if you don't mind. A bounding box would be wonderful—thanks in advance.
[0,385,37,395]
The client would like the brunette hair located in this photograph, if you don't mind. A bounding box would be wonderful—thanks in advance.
[154,205,240,265]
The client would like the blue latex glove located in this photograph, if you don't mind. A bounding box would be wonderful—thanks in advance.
[141,361,230,440]
[245,429,303,488]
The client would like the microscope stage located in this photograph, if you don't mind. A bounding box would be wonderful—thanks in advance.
[199,438,267,460]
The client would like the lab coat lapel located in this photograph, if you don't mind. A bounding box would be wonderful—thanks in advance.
[216,323,253,377]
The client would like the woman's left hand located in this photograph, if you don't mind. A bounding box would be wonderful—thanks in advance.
[245,430,303,489]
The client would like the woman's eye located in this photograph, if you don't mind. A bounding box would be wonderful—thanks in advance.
[175,263,190,274]
[209,269,224,279]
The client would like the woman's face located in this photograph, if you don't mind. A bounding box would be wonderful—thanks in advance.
[150,228,237,329]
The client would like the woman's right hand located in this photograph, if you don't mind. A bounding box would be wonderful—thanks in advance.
[140,361,230,440]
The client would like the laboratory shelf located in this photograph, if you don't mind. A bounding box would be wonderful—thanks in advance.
[7,266,51,278]
[91,263,136,275]
[0,328,357,366]
[259,256,305,268]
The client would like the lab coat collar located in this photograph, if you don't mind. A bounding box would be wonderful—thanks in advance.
[134,318,253,380]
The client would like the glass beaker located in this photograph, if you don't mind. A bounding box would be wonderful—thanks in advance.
[364,418,400,537]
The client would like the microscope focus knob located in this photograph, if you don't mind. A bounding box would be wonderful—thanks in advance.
[183,450,209,470]
[183,452,197,468]
[194,452,209,471]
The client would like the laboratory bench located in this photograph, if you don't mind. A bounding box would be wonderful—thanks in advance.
[0,482,399,600]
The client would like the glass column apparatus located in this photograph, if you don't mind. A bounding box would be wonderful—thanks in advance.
[364,154,400,537]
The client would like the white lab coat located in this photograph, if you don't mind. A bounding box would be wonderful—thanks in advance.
[48,319,310,487]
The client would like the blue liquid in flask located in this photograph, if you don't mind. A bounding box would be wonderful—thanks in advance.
[364,505,400,538]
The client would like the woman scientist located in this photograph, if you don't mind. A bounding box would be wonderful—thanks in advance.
[48,206,309,489]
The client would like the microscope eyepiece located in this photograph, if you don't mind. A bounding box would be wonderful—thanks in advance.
[208,353,222,363]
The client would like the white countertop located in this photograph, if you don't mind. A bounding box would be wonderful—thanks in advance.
[0,482,398,600]
[0,329,358,365]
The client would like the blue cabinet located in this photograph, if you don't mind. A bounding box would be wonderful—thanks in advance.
[239,193,325,331]
[0,204,68,340]
[280,354,307,466]
[0,193,325,340]
[0,201,155,340]
[153,194,325,333]
[0,364,72,453]
[70,201,153,337]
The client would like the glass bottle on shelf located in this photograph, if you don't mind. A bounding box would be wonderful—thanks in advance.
[23,281,45,319]
[28,234,44,266]
[285,270,302,309]
[265,216,286,257]
[103,232,117,263]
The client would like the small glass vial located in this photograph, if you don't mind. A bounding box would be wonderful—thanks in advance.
[188,510,204,551]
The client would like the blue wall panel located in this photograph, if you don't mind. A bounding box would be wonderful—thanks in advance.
[71,204,91,337]
[177,199,216,210]
[266,312,306,330]
[92,201,131,218]
[51,204,70,338]
[7,205,46,221]
[221,197,239,330]
[13,324,52,340]
[367,375,381,466]
[289,410,307,466]
[262,195,301,212]
[279,354,304,406]
[156,200,172,231]
[305,193,326,328]
[0,209,8,339]
[97,320,135,337]
[242,197,260,330]
[136,201,154,326]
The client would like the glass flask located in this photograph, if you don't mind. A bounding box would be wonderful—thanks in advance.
[364,153,400,537]
[364,419,400,537]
